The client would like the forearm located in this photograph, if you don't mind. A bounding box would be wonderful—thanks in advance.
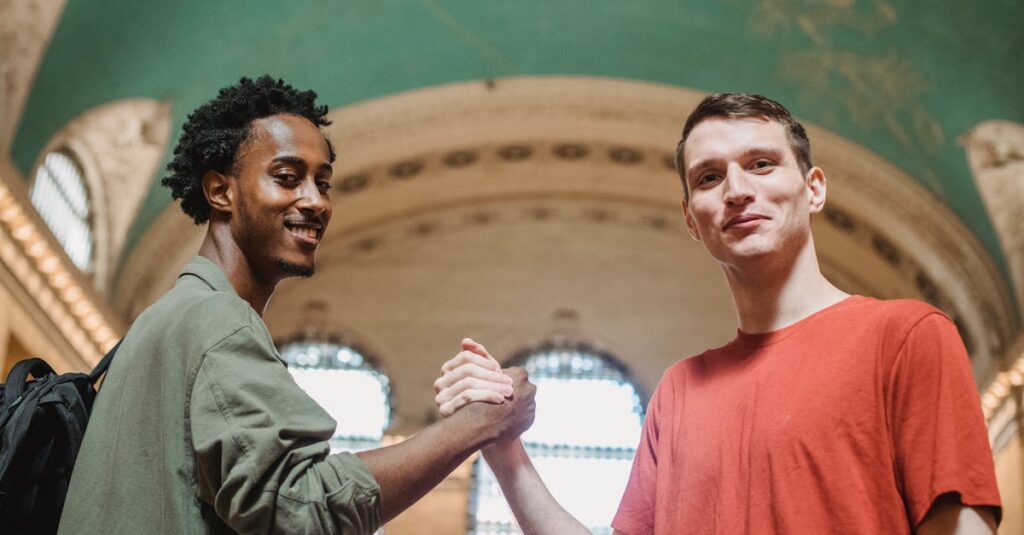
[483,440,591,535]
[357,408,494,524]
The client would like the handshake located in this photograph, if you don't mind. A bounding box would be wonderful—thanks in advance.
[432,338,537,445]
[431,338,593,535]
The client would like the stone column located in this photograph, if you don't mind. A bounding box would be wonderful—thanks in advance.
[963,121,1024,319]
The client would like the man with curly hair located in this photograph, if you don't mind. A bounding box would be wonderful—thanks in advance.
[59,76,536,534]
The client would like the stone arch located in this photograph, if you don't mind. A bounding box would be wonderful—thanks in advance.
[962,120,1024,319]
[32,98,171,294]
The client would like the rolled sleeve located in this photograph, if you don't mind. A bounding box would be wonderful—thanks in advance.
[190,326,381,534]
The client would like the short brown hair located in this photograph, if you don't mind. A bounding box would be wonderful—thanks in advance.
[675,93,812,203]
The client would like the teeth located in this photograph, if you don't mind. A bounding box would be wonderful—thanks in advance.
[288,226,318,240]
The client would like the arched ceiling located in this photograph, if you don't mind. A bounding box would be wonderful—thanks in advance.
[10,0,1023,276]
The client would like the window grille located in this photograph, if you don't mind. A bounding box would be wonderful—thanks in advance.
[278,339,392,453]
[469,342,645,535]
[29,151,92,270]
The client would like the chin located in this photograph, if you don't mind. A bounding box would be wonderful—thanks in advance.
[276,258,315,278]
[709,240,779,265]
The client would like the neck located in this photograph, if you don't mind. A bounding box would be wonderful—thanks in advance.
[722,236,848,334]
[198,223,277,316]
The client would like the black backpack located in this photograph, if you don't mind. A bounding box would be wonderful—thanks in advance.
[0,342,119,534]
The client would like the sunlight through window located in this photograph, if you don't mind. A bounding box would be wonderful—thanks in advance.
[470,343,645,535]
[278,340,392,453]
[29,151,92,271]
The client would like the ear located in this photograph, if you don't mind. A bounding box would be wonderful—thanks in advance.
[202,170,234,217]
[805,167,827,215]
[681,198,701,241]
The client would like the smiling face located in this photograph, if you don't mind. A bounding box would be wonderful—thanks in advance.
[681,117,825,267]
[229,113,333,280]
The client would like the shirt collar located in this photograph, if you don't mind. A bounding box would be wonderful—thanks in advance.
[178,255,238,296]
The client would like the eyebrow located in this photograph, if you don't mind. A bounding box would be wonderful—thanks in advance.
[686,146,785,179]
[271,155,333,174]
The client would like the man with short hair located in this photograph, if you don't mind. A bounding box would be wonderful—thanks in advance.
[59,76,535,534]
[434,93,1001,534]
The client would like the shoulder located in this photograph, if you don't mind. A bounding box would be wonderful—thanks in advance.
[653,352,707,400]
[130,277,266,355]
[849,295,945,320]
[839,295,952,337]
[849,298,968,375]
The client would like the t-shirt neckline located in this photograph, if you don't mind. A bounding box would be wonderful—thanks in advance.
[732,295,863,349]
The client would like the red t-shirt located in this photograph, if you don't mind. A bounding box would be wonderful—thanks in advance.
[612,296,1000,534]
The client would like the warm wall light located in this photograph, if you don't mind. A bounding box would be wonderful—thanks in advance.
[25,241,46,258]
[981,349,1024,423]
[61,285,82,302]
[38,255,59,274]
[70,300,91,318]
[11,224,34,242]
[0,201,22,223]
[0,178,122,366]
[50,272,70,289]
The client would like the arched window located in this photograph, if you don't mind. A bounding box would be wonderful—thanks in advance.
[29,150,93,271]
[278,337,393,453]
[469,342,645,535]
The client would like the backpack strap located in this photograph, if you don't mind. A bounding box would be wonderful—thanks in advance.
[88,339,122,385]
[4,358,56,408]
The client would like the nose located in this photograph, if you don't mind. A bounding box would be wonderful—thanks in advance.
[722,164,754,207]
[296,177,330,218]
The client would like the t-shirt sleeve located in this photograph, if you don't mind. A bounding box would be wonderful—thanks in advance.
[612,371,673,535]
[190,325,382,534]
[887,312,1001,527]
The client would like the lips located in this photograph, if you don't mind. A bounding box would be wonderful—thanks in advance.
[723,213,768,230]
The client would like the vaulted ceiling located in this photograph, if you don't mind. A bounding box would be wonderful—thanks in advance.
[10,0,1023,277]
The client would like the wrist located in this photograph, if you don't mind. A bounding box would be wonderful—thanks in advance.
[445,403,500,449]
[482,438,528,470]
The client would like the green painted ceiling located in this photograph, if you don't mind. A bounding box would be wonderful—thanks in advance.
[12,0,1023,274]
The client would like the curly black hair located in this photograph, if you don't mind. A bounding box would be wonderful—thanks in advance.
[163,75,334,224]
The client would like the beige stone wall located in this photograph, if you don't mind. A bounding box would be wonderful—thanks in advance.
[388,460,473,535]
[0,0,66,155]
[996,433,1023,534]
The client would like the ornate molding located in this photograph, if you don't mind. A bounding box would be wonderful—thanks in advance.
[34,99,172,294]
[962,120,1024,317]
[982,334,1024,453]
[0,0,66,154]
[812,124,1017,381]
[0,170,122,367]
[111,204,203,321]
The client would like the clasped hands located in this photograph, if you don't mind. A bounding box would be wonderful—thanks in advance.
[433,338,536,446]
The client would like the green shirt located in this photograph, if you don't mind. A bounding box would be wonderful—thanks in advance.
[59,256,381,534]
